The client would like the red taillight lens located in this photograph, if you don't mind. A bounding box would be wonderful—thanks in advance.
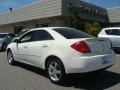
[71,41,91,53]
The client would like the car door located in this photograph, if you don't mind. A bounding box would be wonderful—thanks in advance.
[27,30,54,67]
[17,32,33,63]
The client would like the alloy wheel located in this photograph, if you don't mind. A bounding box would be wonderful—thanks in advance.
[7,51,14,64]
[48,61,62,82]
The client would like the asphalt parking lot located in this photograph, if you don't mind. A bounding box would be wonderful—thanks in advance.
[0,52,120,90]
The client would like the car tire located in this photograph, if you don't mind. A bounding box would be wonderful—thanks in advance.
[46,58,66,84]
[7,50,15,65]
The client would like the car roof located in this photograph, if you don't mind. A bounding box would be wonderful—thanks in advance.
[18,27,76,38]
[102,27,120,30]
[28,27,72,31]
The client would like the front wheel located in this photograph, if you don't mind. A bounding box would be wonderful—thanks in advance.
[46,58,66,84]
[7,50,15,65]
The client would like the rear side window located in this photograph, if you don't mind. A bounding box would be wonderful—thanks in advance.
[32,30,54,41]
[111,29,120,35]
[105,30,111,35]
[54,28,92,39]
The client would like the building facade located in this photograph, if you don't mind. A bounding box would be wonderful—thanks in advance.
[0,0,108,34]
[107,7,120,26]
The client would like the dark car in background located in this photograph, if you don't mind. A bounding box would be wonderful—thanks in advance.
[0,33,15,50]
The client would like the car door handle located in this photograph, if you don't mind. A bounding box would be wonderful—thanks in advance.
[42,44,48,48]
[23,46,27,48]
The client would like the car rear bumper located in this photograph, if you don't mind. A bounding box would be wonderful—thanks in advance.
[63,53,115,74]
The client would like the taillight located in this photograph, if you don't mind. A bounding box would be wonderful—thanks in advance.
[71,41,91,53]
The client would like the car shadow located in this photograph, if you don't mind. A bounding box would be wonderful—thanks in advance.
[63,71,120,90]
[14,61,47,77]
[14,62,120,90]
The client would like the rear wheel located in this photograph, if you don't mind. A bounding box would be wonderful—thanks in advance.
[7,50,15,65]
[46,58,66,84]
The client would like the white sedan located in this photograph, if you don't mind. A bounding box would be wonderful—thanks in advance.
[98,27,120,53]
[6,27,115,84]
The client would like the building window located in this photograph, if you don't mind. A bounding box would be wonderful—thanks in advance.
[68,2,73,10]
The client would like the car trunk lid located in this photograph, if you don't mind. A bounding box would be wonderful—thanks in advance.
[85,38,111,54]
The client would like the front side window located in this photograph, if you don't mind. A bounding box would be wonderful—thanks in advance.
[19,30,54,43]
[20,32,32,43]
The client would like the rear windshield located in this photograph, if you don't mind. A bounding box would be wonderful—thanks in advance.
[0,34,7,38]
[54,28,93,39]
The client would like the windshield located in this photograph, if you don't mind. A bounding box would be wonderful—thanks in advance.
[16,30,28,37]
[0,34,7,38]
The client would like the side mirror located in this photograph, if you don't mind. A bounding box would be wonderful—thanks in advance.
[13,39,20,43]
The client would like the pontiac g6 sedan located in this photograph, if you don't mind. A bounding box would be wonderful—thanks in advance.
[6,27,115,84]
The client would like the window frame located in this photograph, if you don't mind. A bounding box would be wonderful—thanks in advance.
[18,30,54,43]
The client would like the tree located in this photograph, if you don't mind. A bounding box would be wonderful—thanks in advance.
[84,22,101,36]
[67,10,84,30]
[67,8,101,36]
